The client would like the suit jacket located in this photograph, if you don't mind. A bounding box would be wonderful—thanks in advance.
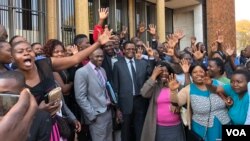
[113,57,154,114]
[74,62,108,124]
[101,54,122,84]
[28,110,52,141]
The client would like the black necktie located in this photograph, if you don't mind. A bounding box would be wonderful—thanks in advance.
[129,60,136,81]
[130,60,137,94]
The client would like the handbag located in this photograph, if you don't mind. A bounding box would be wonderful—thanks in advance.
[180,106,188,126]
[184,90,212,141]
[181,106,203,141]
[185,127,204,141]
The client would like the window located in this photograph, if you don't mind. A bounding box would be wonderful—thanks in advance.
[0,0,45,43]
[61,0,75,45]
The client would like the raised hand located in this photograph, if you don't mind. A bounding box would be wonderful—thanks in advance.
[135,47,143,60]
[179,59,191,74]
[192,46,206,60]
[143,43,154,57]
[120,26,128,39]
[191,36,196,45]
[210,41,218,52]
[216,28,224,43]
[98,28,114,45]
[167,73,180,91]
[166,34,178,48]
[98,8,109,20]
[163,44,174,57]
[150,65,163,80]
[147,24,157,36]
[174,29,185,40]
[70,45,79,55]
[172,35,179,45]
[223,43,235,56]
[138,22,146,33]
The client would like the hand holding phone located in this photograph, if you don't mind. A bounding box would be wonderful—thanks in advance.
[0,88,37,141]
[39,99,61,116]
[0,94,19,116]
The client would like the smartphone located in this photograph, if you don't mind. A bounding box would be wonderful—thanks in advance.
[44,87,62,104]
[0,94,19,116]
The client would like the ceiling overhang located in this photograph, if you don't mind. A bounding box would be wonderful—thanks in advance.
[146,0,201,9]
[165,0,200,9]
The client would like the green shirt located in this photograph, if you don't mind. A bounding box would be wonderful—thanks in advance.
[217,76,230,85]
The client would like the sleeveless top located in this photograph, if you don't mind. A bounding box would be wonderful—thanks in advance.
[27,58,57,104]
[190,83,230,127]
[58,70,70,84]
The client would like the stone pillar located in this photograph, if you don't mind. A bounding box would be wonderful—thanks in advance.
[46,0,57,39]
[75,0,89,37]
[206,0,236,53]
[156,0,166,43]
[128,0,135,38]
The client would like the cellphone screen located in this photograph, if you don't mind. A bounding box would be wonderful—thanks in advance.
[0,94,19,116]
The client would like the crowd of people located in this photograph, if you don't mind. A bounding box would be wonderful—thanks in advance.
[0,7,250,141]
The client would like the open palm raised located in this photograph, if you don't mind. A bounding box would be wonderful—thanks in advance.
[167,74,180,91]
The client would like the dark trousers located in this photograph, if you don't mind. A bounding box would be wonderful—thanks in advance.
[121,96,148,141]
[77,124,91,141]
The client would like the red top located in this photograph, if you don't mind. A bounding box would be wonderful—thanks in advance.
[93,25,103,42]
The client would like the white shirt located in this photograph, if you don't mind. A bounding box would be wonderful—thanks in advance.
[125,57,136,95]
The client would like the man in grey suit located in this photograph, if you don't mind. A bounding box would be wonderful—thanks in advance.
[74,48,113,141]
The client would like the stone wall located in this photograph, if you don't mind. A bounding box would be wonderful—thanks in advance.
[206,0,236,53]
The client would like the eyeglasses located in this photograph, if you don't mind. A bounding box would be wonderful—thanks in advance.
[136,45,144,48]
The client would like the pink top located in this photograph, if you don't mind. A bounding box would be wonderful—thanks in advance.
[157,88,181,126]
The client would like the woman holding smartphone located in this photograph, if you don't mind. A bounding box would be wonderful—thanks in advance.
[10,29,113,141]
[43,39,81,141]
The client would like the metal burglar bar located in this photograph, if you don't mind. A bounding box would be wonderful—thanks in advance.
[61,0,75,46]
[0,1,9,35]
[0,0,45,44]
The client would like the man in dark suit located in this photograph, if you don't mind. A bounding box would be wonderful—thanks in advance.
[102,41,123,83]
[113,41,154,141]
[101,40,124,141]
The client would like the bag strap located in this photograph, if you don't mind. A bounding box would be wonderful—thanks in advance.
[202,91,212,140]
